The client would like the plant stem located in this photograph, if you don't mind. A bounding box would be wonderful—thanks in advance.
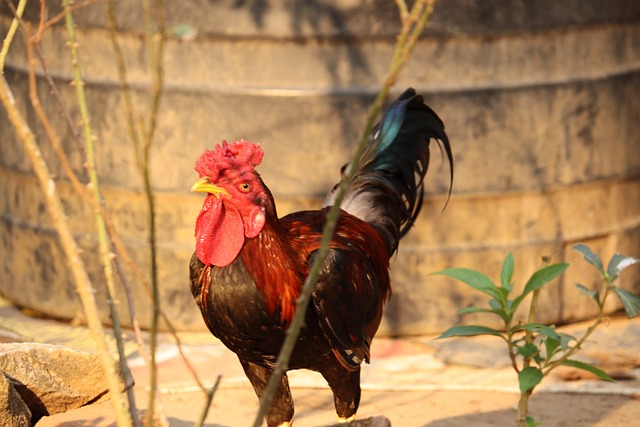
[516,390,531,427]
[543,285,610,374]
[0,0,26,69]
[61,2,139,425]
[1,23,132,427]
[515,304,537,427]
[504,319,521,374]
[1,81,133,427]
[194,375,222,427]
[515,256,550,427]
[523,288,542,364]
[105,5,209,398]
[252,2,437,426]
[10,0,149,409]
[139,1,165,425]
[26,7,144,404]
[107,0,142,153]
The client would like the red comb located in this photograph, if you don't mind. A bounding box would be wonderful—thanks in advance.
[195,139,264,180]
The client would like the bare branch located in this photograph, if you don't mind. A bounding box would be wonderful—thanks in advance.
[1,7,131,426]
[252,1,438,425]
[61,1,140,424]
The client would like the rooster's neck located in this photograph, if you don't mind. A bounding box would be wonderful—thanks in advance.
[239,198,306,323]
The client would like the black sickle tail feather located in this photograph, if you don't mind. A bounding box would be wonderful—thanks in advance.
[325,88,453,256]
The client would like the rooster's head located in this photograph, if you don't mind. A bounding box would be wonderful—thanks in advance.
[191,139,268,267]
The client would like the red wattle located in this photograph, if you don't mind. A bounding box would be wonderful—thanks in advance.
[195,195,245,267]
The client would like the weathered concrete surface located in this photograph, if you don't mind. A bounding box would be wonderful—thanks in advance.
[0,0,639,334]
[0,343,110,422]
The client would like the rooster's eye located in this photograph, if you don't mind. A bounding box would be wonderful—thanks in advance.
[238,182,252,193]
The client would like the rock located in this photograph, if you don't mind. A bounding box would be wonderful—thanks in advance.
[323,416,391,427]
[431,333,512,369]
[0,343,110,423]
[0,372,31,427]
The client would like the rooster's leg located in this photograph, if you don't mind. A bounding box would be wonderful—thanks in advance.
[321,365,361,422]
[239,358,294,427]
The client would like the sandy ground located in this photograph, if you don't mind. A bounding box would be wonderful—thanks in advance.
[37,385,640,426]
[1,297,638,426]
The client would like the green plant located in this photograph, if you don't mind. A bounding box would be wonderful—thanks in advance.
[433,244,640,427]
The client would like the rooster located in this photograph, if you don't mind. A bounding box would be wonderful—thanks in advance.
[189,88,452,426]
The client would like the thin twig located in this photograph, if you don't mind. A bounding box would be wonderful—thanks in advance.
[39,0,101,33]
[6,0,205,419]
[106,0,142,163]
[60,2,139,425]
[29,0,88,157]
[0,0,26,69]
[105,207,209,391]
[15,4,150,383]
[104,0,152,366]
[3,0,89,166]
[138,0,166,425]
[542,285,610,375]
[1,8,131,427]
[2,78,133,427]
[252,1,437,425]
[194,375,222,427]
[143,0,165,151]
[394,0,409,23]
[8,6,91,203]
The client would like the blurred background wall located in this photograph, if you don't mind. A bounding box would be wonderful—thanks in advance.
[1,0,639,335]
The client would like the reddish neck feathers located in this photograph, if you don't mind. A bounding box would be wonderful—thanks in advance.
[239,201,392,325]
[240,209,306,323]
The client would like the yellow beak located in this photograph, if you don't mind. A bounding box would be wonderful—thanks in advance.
[190,177,231,198]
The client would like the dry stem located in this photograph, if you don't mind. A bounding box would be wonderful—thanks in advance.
[252,1,438,425]
[1,5,130,426]
[60,1,139,425]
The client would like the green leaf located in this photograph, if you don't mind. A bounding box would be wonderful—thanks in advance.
[544,335,560,357]
[432,268,501,300]
[525,416,540,427]
[515,323,560,341]
[510,263,569,313]
[575,283,599,300]
[496,287,510,304]
[436,325,504,340]
[559,333,576,351]
[501,253,515,290]
[517,342,539,358]
[611,287,640,318]
[573,244,604,274]
[606,253,640,282]
[519,366,543,393]
[488,299,502,310]
[511,293,527,314]
[522,263,569,296]
[561,360,614,382]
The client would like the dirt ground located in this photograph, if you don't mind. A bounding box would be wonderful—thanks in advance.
[1,297,638,427]
[38,384,640,426]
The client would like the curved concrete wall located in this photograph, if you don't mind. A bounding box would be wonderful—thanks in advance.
[1,0,639,334]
